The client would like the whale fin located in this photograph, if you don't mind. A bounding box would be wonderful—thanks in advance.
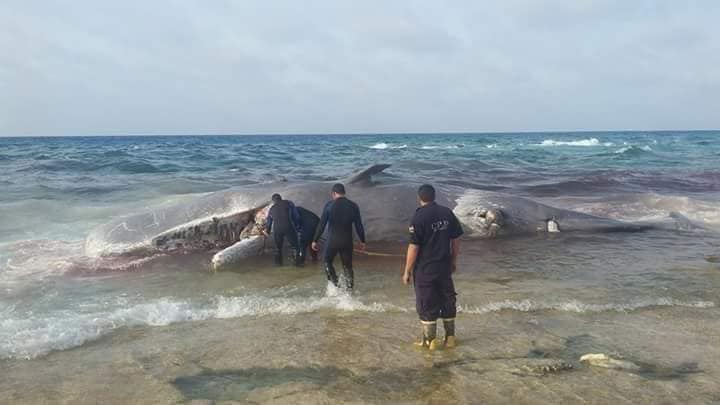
[346,163,391,185]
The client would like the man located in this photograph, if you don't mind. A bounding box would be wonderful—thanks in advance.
[265,193,302,266]
[402,184,463,350]
[312,183,366,290]
[296,206,320,264]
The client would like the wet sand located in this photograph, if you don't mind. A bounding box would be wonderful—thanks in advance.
[2,306,719,403]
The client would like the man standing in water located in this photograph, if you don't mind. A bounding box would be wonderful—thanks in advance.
[402,184,463,350]
[265,194,302,266]
[312,183,366,290]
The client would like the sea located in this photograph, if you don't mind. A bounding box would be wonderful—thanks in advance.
[1,132,719,403]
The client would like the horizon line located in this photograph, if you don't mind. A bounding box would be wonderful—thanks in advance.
[0,128,718,138]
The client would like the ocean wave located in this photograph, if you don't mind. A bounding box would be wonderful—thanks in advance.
[421,145,462,150]
[538,138,614,147]
[368,143,407,150]
[0,292,406,360]
[0,238,170,287]
[16,158,168,174]
[459,298,715,315]
[614,145,653,154]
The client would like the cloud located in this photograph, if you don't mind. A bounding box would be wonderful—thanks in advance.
[1,0,719,135]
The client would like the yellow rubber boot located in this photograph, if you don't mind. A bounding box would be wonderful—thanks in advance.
[415,321,437,349]
[443,319,457,349]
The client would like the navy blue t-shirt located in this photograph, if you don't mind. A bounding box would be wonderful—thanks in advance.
[409,202,463,274]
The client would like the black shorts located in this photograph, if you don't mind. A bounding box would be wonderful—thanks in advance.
[414,270,456,322]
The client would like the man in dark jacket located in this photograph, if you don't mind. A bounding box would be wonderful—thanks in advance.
[265,194,302,266]
[402,184,463,350]
[312,183,366,290]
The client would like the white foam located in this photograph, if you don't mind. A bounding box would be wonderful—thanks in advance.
[614,145,652,154]
[0,293,406,360]
[570,193,720,226]
[459,298,715,315]
[615,146,632,154]
[486,144,498,149]
[539,138,614,147]
[368,143,407,150]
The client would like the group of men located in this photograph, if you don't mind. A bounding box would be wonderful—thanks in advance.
[263,183,463,350]
[264,183,364,289]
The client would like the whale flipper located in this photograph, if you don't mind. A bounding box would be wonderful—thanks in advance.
[346,164,391,186]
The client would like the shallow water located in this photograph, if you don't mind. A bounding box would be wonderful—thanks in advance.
[1,132,720,403]
[2,232,719,403]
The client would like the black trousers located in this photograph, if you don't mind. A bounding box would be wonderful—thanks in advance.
[272,229,299,265]
[414,269,457,322]
[324,246,354,289]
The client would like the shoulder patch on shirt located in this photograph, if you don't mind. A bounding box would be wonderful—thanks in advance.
[409,226,415,234]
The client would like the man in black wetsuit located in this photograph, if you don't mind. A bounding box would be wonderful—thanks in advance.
[312,183,366,290]
[402,184,463,350]
[265,194,302,266]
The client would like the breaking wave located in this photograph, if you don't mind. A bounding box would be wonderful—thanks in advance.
[368,143,408,150]
[538,138,614,147]
[614,145,653,154]
[0,293,406,360]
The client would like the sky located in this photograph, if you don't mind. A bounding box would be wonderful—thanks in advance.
[1,1,719,136]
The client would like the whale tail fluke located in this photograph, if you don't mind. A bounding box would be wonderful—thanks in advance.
[346,164,392,186]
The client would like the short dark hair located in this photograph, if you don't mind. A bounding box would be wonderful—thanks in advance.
[271,193,282,202]
[331,183,346,194]
[418,184,435,203]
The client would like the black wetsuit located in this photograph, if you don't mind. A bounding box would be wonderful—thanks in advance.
[297,206,320,264]
[409,202,463,322]
[313,196,366,289]
[265,199,301,265]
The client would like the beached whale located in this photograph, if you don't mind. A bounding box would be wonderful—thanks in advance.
[85,164,657,268]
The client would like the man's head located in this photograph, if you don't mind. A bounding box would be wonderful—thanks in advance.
[271,193,282,203]
[331,183,346,199]
[417,184,435,205]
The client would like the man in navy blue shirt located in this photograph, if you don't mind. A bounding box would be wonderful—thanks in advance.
[312,183,366,290]
[402,184,463,350]
[265,194,302,266]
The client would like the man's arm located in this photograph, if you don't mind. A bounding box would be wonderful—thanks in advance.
[402,244,419,285]
[353,204,366,246]
[450,238,461,273]
[403,217,422,285]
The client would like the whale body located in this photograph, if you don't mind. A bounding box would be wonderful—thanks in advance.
[86,164,659,268]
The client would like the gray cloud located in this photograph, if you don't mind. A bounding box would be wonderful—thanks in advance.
[1,0,718,136]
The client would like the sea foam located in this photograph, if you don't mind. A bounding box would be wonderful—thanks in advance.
[539,138,614,147]
[0,293,406,360]
[368,143,407,150]
[459,298,715,315]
